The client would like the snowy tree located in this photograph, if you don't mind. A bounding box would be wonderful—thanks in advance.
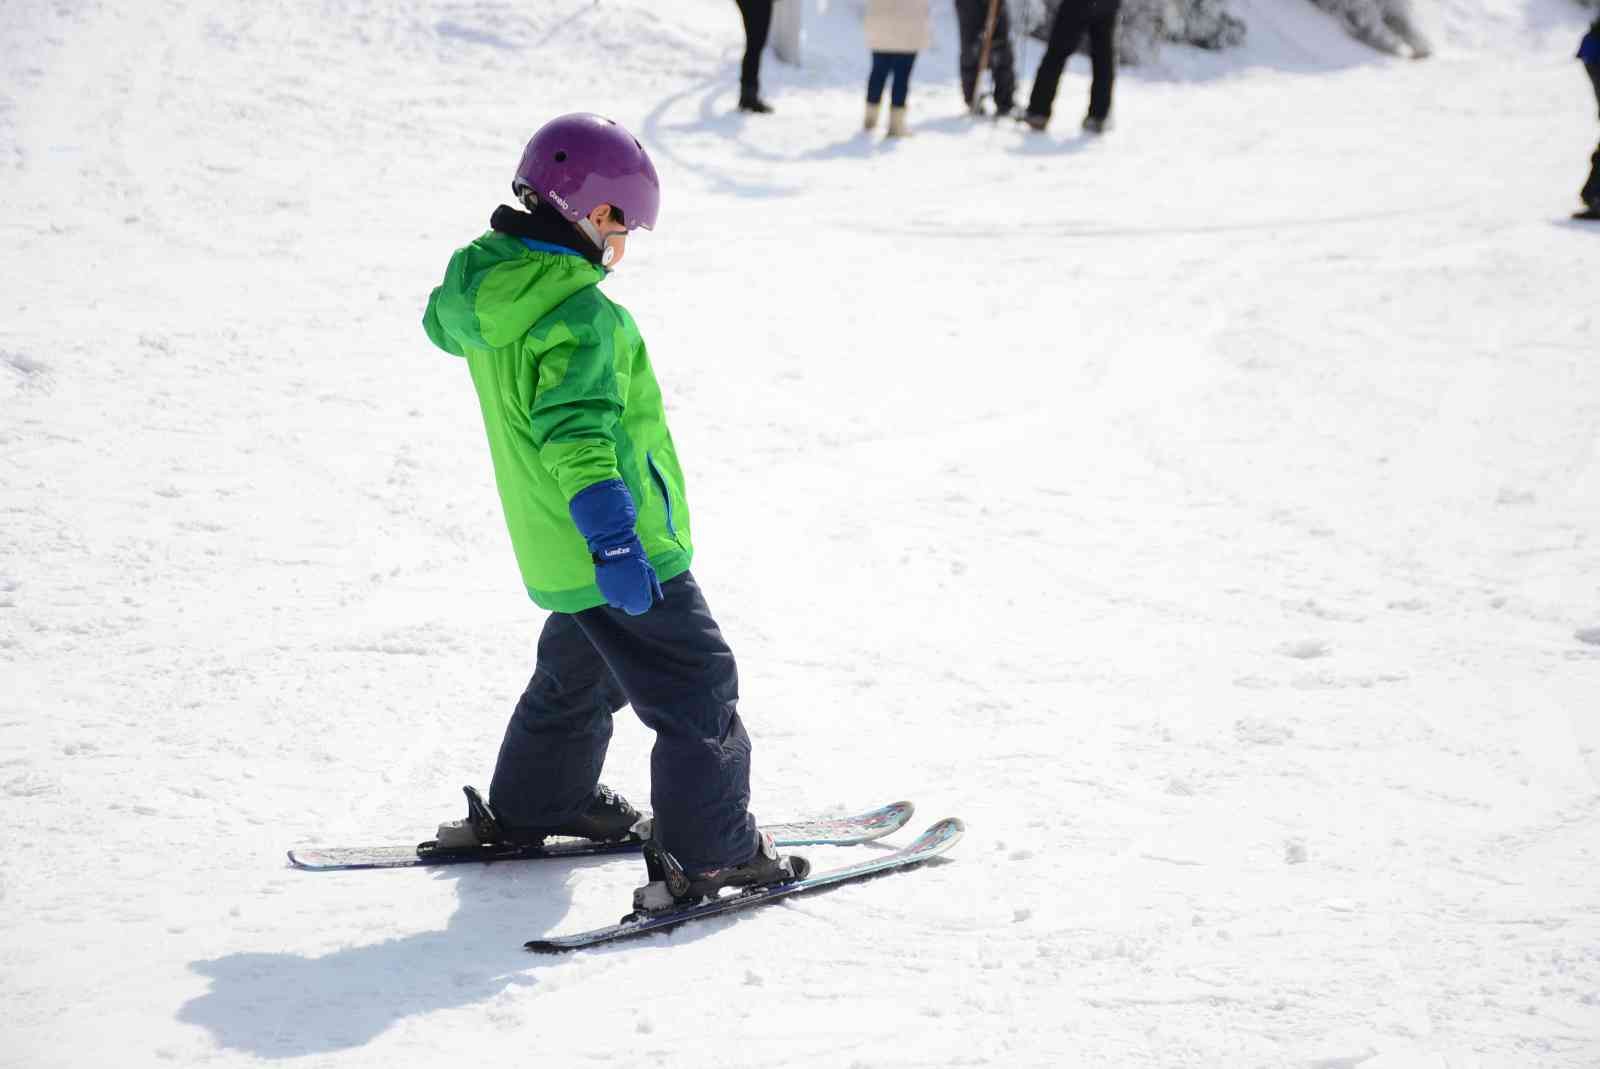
[1016,0,1247,65]
[1307,0,1433,58]
[1120,0,1248,60]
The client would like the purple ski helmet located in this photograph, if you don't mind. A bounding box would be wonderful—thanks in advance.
[512,113,660,231]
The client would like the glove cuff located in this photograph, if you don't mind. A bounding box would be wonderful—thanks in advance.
[569,478,639,554]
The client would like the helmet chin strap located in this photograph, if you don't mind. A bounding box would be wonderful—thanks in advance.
[575,217,618,266]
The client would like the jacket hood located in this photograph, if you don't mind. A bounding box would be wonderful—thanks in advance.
[424,220,604,355]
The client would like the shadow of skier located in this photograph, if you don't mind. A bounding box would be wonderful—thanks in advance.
[176,859,607,1058]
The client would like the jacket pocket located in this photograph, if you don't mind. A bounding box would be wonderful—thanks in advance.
[645,452,677,539]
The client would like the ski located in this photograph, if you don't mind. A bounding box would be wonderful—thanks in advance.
[523,817,964,953]
[287,800,915,871]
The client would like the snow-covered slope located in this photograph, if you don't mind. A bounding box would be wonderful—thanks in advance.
[4,1,1599,1066]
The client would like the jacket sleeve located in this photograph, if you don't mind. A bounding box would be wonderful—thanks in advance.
[422,285,466,357]
[527,312,629,501]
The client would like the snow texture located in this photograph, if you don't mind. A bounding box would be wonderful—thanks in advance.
[4,0,1600,1066]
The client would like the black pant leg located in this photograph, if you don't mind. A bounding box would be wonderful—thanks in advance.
[488,612,626,829]
[1586,64,1600,206]
[955,0,984,104]
[1028,0,1089,120]
[735,0,773,96]
[1086,2,1119,121]
[572,572,757,873]
[990,2,1017,111]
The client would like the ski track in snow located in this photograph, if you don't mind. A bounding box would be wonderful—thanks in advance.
[3,0,1599,1066]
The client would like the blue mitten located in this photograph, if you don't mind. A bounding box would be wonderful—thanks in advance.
[1581,23,1600,63]
[569,479,663,615]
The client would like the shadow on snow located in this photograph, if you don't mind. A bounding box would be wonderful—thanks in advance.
[176,858,702,1058]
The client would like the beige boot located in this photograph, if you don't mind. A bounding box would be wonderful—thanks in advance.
[886,105,910,138]
[863,101,881,131]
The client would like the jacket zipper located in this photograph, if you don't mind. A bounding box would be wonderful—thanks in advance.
[646,453,677,539]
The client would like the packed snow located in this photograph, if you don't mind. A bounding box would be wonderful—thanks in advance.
[3,0,1599,1066]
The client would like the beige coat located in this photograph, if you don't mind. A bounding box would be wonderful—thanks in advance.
[865,0,931,53]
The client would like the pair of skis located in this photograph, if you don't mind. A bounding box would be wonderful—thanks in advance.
[289,802,963,952]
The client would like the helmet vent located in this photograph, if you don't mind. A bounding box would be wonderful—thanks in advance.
[554,150,567,162]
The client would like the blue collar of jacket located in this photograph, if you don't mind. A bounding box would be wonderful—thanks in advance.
[519,236,613,275]
[519,238,585,259]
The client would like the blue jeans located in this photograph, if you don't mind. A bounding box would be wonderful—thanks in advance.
[487,571,758,873]
[868,51,916,107]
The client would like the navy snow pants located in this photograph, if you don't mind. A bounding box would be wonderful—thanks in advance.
[487,571,758,874]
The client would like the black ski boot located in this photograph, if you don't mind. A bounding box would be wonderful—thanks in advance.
[630,832,810,914]
[539,784,642,842]
[432,784,641,851]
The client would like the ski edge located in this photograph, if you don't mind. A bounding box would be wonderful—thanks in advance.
[286,800,917,871]
[522,816,965,953]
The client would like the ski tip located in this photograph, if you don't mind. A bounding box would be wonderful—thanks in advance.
[914,817,966,853]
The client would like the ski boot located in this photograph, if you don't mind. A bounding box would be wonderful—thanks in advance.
[430,784,642,853]
[628,831,810,917]
[1081,114,1110,135]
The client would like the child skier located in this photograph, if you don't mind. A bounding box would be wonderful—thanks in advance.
[421,113,808,905]
[864,0,932,137]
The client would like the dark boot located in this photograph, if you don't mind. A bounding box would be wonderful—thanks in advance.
[538,784,642,842]
[434,784,640,849]
[631,831,809,911]
[683,831,808,898]
[738,91,774,114]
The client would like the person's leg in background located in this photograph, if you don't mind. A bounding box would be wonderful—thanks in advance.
[1083,0,1120,130]
[1025,0,1089,128]
[886,52,917,137]
[735,0,774,113]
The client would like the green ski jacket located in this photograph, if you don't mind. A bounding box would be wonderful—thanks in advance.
[423,231,693,611]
